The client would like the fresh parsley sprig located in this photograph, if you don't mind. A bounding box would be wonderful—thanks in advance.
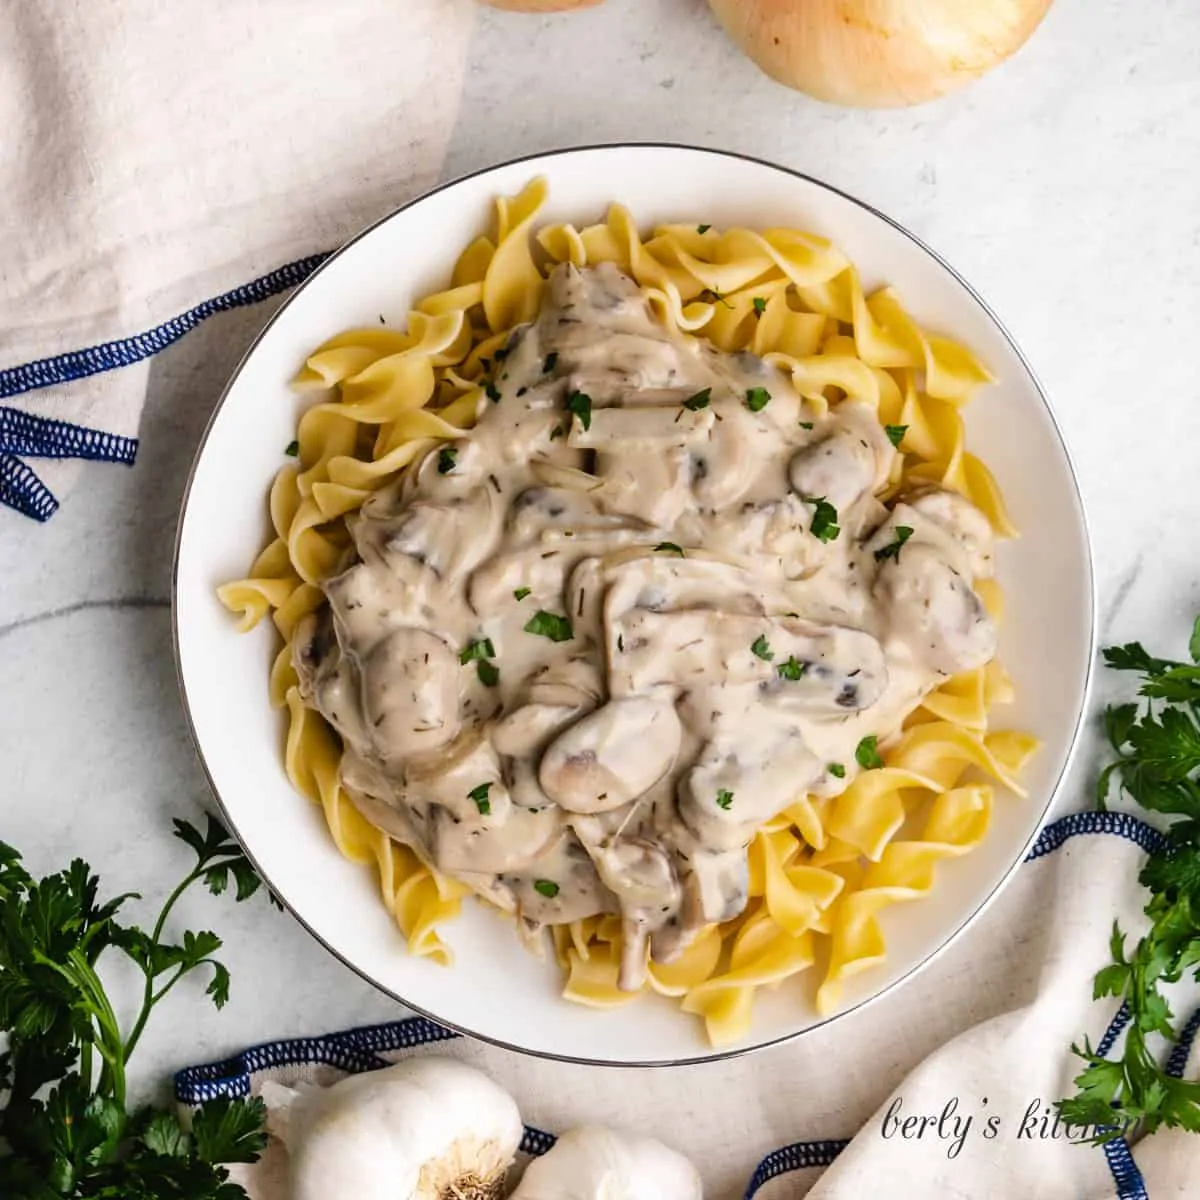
[1057,616,1200,1142]
[0,814,273,1197]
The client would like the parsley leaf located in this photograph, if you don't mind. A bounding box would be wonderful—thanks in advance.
[524,611,574,643]
[856,736,885,769]
[459,638,496,665]
[436,446,458,475]
[0,815,271,1196]
[513,587,531,601]
[682,388,711,412]
[1059,617,1200,1141]
[799,420,814,430]
[284,440,299,458]
[543,352,558,374]
[875,526,914,563]
[745,387,772,413]
[533,879,560,898]
[655,542,685,556]
[805,497,840,543]
[777,656,806,682]
[884,424,908,448]
[467,782,492,815]
[828,762,846,779]
[484,379,502,404]
[751,635,774,662]
[476,660,500,688]
[566,390,593,432]
[697,223,711,234]
[752,296,767,317]
[716,790,734,811]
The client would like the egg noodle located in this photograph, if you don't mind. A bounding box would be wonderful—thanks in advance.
[219,178,1038,1046]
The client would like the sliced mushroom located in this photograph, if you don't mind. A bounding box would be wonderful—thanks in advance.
[358,628,461,763]
[432,803,561,875]
[539,698,682,814]
[875,543,997,675]
[789,427,878,513]
[679,722,821,851]
[904,489,996,579]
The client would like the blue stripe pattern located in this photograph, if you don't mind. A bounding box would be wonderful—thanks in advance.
[0,253,328,402]
[1,251,328,521]
[172,810,1172,1197]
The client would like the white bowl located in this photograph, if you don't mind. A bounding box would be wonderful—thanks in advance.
[174,144,1094,1066]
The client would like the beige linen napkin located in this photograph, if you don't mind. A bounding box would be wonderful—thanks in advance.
[0,0,473,516]
[179,813,1200,1200]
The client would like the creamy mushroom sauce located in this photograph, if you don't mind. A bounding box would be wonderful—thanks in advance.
[294,263,998,989]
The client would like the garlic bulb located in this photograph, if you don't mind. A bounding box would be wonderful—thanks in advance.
[262,1057,523,1200]
[510,1125,703,1200]
[480,1,605,12]
[707,0,1055,108]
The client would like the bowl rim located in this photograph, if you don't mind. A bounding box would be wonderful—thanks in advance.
[172,141,1097,1068]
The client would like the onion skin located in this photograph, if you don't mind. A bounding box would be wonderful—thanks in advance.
[479,0,605,11]
[707,0,1055,108]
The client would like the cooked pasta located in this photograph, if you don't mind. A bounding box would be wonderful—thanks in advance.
[219,178,1037,1046]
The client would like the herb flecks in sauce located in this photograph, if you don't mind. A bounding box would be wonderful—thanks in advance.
[715,789,734,810]
[776,656,806,682]
[745,387,771,412]
[751,635,774,662]
[885,424,908,448]
[682,388,711,412]
[806,497,841,543]
[534,879,560,898]
[437,446,458,474]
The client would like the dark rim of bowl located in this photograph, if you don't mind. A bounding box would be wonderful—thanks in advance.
[171,141,1097,1069]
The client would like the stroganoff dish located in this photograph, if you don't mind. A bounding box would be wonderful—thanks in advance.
[221,180,1037,1044]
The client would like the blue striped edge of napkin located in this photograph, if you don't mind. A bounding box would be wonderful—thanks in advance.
[1,252,330,521]
[175,811,1199,1200]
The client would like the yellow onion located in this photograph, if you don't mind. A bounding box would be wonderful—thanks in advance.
[479,0,604,12]
[707,0,1055,108]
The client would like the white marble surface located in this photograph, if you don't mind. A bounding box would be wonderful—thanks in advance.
[3,0,1199,1117]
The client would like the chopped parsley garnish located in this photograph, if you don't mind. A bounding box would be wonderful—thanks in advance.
[514,587,532,601]
[828,762,846,779]
[468,782,492,815]
[885,424,908,448]
[875,526,915,563]
[533,879,560,898]
[484,379,502,403]
[697,223,712,234]
[436,445,458,474]
[745,386,772,413]
[682,388,711,411]
[655,542,685,556]
[716,789,734,811]
[856,735,885,770]
[752,296,767,317]
[799,421,814,430]
[494,345,510,362]
[776,656,806,682]
[543,352,558,374]
[459,638,496,665]
[524,610,574,642]
[550,425,565,440]
[476,659,500,688]
[566,390,593,432]
[751,635,775,662]
[284,439,300,457]
[806,496,841,543]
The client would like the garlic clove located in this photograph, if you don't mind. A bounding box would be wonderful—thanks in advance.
[510,1125,703,1200]
[266,1057,523,1200]
[707,0,1055,108]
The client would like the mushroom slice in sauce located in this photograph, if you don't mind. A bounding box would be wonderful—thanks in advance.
[539,697,682,814]
[875,542,997,676]
[358,628,461,762]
